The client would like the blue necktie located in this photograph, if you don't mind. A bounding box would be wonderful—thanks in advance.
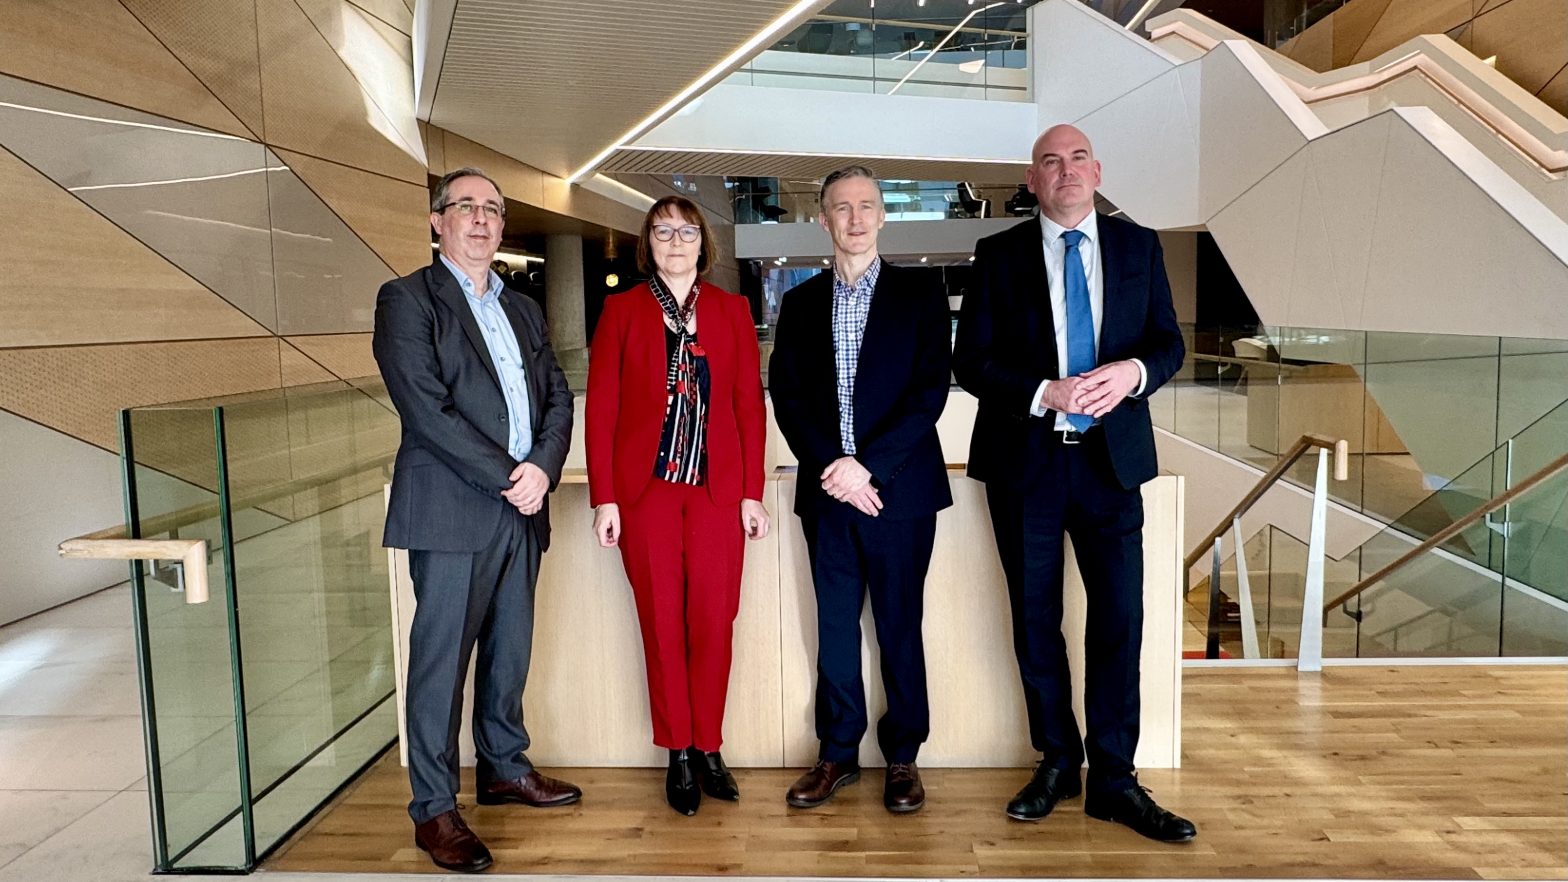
[1061,229,1095,433]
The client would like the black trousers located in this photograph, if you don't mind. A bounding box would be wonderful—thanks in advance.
[405,513,539,824]
[801,507,938,764]
[985,431,1144,796]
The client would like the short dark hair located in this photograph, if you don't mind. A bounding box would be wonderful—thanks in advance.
[636,196,719,277]
[431,167,506,215]
[817,165,881,212]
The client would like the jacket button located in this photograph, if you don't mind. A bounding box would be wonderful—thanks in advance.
[499,414,508,422]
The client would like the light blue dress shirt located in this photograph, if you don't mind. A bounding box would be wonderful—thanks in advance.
[440,255,533,461]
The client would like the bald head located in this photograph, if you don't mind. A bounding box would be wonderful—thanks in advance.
[1025,124,1101,226]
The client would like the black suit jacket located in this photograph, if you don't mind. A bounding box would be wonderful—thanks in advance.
[953,213,1184,491]
[373,262,575,552]
[769,260,953,520]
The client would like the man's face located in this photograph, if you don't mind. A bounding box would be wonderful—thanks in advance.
[1025,127,1101,220]
[431,175,505,266]
[818,175,886,258]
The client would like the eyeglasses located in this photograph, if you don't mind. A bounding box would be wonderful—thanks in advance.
[438,200,504,220]
[651,224,701,243]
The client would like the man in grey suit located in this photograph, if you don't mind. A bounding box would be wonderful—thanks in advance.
[374,167,578,874]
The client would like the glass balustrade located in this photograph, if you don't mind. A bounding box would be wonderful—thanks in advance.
[122,380,399,872]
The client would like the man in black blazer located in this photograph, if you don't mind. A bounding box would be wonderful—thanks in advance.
[769,166,952,814]
[374,168,579,873]
[954,126,1194,842]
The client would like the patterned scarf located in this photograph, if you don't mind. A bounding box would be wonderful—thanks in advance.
[649,273,709,485]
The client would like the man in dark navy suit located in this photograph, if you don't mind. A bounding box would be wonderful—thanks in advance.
[374,167,579,873]
[769,166,952,814]
[954,126,1194,842]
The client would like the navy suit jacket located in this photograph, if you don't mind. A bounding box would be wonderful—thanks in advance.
[373,262,575,552]
[769,260,954,520]
[953,213,1184,491]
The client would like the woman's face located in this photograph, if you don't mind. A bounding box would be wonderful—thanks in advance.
[649,210,702,279]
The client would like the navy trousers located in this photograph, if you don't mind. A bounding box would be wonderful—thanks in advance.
[801,507,938,765]
[985,430,1145,796]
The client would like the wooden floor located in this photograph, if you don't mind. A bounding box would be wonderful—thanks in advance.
[268,666,1568,879]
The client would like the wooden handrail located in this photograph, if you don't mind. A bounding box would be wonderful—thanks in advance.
[1324,450,1568,612]
[58,538,209,604]
[1183,433,1348,572]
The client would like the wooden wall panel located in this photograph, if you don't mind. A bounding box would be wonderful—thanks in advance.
[285,334,379,381]
[119,0,266,140]
[0,338,288,450]
[0,0,250,138]
[255,0,425,184]
[0,147,270,348]
[1471,0,1568,95]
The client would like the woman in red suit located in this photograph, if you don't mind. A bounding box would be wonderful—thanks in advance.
[586,196,769,816]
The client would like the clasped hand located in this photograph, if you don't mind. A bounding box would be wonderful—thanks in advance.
[822,456,881,517]
[1040,360,1139,419]
[500,462,549,516]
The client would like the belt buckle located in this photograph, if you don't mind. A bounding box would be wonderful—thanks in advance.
[1060,428,1082,445]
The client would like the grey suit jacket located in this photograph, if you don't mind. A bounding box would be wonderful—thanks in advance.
[373,262,574,552]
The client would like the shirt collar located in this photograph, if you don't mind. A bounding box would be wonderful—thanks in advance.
[1039,210,1098,247]
[439,253,504,302]
[832,257,881,296]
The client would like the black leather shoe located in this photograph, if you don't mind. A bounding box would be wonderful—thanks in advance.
[1005,763,1081,821]
[1084,785,1197,842]
[665,748,701,816]
[699,750,740,801]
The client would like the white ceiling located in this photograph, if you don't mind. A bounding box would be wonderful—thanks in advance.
[422,0,833,179]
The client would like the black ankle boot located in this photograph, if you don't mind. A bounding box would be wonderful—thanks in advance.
[699,750,740,801]
[666,748,700,816]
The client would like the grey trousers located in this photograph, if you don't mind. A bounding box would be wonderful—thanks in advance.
[405,512,538,824]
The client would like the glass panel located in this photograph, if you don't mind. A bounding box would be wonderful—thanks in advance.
[1352,519,1503,657]
[1216,323,1279,471]
[216,384,399,855]
[1276,327,1367,510]
[125,405,247,870]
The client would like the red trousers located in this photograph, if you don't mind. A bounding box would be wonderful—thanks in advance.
[618,478,745,751]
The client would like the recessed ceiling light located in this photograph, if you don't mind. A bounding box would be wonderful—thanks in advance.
[920,256,929,263]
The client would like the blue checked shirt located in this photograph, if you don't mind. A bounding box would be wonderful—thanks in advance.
[831,259,880,455]
[440,255,533,461]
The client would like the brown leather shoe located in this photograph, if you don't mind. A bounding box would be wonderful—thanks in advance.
[477,769,582,807]
[884,762,925,813]
[786,760,861,808]
[414,809,492,873]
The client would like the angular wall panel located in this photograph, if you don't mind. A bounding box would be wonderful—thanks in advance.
[280,344,340,387]
[292,0,424,169]
[1301,112,1394,325]
[121,0,267,140]
[255,0,425,184]
[0,339,289,450]
[1329,0,1395,68]
[284,334,378,381]
[1353,0,1473,61]
[265,157,395,337]
[0,0,251,139]
[0,146,270,348]
[274,148,431,276]
[1471,0,1568,95]
[0,74,280,331]
[347,0,413,35]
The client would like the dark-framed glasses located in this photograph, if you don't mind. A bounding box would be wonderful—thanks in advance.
[439,200,504,220]
[652,224,701,243]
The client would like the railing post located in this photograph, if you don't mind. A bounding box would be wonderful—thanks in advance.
[1206,534,1223,660]
[1298,447,1330,671]
[1231,517,1260,659]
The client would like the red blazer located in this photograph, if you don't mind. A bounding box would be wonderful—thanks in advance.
[586,282,766,509]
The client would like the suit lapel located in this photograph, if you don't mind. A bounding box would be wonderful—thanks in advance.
[428,264,502,393]
[1017,220,1059,377]
[1096,212,1125,347]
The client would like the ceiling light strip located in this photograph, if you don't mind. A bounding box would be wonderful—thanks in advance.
[565,0,826,183]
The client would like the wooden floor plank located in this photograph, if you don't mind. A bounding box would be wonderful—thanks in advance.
[267,665,1567,877]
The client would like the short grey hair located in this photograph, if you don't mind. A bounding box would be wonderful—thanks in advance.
[817,165,881,211]
[431,166,506,215]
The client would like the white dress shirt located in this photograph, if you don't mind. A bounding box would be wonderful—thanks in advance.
[1029,211,1147,429]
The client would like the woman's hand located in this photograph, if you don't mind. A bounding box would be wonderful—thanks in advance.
[593,503,621,547]
[740,498,771,540]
